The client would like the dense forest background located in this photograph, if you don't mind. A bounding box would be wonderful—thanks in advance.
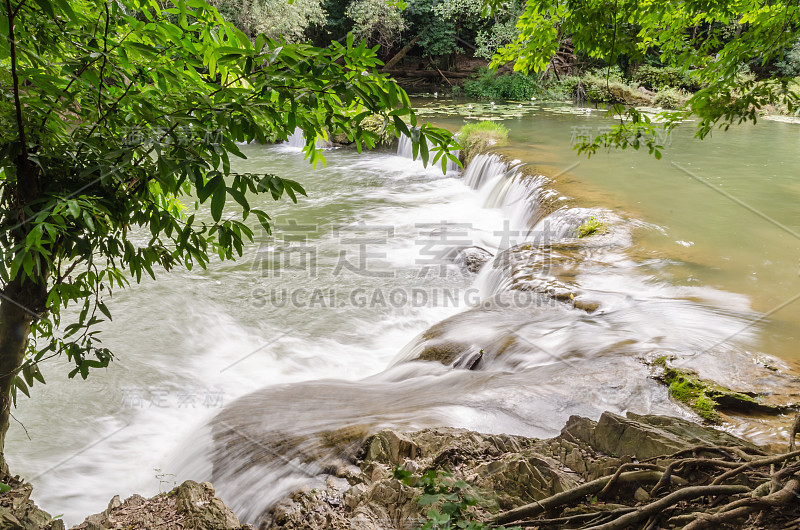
[206,0,800,102]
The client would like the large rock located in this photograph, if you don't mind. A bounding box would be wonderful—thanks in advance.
[71,480,251,530]
[563,412,760,460]
[0,478,62,530]
[263,413,765,529]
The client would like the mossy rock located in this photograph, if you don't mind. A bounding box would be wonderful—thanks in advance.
[455,121,509,166]
[651,358,788,423]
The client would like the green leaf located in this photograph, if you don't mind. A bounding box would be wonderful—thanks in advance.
[98,301,112,321]
[418,494,440,506]
[211,185,226,222]
[33,0,55,18]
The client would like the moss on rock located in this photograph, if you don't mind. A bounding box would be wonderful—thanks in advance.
[651,358,787,423]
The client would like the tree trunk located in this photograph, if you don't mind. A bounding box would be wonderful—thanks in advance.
[0,274,46,477]
[380,35,420,72]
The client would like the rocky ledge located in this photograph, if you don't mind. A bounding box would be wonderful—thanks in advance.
[0,479,252,530]
[4,411,798,529]
[265,412,798,529]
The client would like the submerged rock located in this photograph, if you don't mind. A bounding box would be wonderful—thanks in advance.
[455,246,493,274]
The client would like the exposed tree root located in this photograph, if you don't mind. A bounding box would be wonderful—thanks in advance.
[491,471,664,525]
[492,430,800,530]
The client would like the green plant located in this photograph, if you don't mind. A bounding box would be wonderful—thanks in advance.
[632,65,702,91]
[489,0,800,157]
[210,0,326,40]
[774,38,800,77]
[463,71,543,100]
[575,216,603,238]
[394,468,521,530]
[581,74,651,105]
[653,87,689,109]
[346,0,406,50]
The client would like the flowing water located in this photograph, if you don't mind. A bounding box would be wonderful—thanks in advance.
[8,101,800,527]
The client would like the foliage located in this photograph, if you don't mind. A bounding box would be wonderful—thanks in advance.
[632,65,702,92]
[394,468,521,530]
[0,0,457,460]
[463,70,542,100]
[346,0,405,51]
[581,74,651,105]
[457,121,508,164]
[209,0,326,40]
[774,38,800,78]
[474,16,520,61]
[489,0,800,157]
[575,216,603,238]
[653,87,689,110]
[403,0,488,62]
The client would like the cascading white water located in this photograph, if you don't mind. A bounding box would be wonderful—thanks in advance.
[285,127,332,149]
[159,135,794,529]
[14,105,800,530]
[461,153,509,190]
[396,134,414,158]
[396,135,460,173]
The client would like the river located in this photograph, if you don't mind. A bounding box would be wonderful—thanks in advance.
[9,100,800,526]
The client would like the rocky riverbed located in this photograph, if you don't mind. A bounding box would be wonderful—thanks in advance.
[8,410,797,529]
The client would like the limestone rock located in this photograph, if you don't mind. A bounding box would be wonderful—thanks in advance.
[563,411,759,460]
[71,480,252,530]
[0,478,60,530]
[263,413,767,529]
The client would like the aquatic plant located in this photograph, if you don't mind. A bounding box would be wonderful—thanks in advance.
[575,216,603,238]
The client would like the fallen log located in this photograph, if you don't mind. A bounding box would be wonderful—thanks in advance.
[381,69,474,79]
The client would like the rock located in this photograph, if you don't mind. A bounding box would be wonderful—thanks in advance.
[456,246,493,273]
[72,480,252,530]
[365,430,419,465]
[634,487,650,502]
[0,478,60,530]
[263,412,768,529]
[564,411,759,460]
[652,360,791,423]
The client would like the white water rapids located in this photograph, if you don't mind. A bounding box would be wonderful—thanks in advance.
[9,124,795,527]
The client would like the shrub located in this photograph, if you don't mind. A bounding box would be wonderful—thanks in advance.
[552,75,583,100]
[653,87,689,109]
[462,71,543,100]
[582,74,652,105]
[457,121,509,165]
[588,64,625,82]
[633,65,702,91]
[774,38,800,77]
[575,216,603,238]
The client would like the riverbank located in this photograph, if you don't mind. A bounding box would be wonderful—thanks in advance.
[10,410,795,529]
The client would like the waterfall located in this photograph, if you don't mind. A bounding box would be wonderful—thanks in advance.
[285,127,332,149]
[396,134,414,159]
[532,207,596,241]
[397,135,460,174]
[446,153,461,173]
[462,153,509,190]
